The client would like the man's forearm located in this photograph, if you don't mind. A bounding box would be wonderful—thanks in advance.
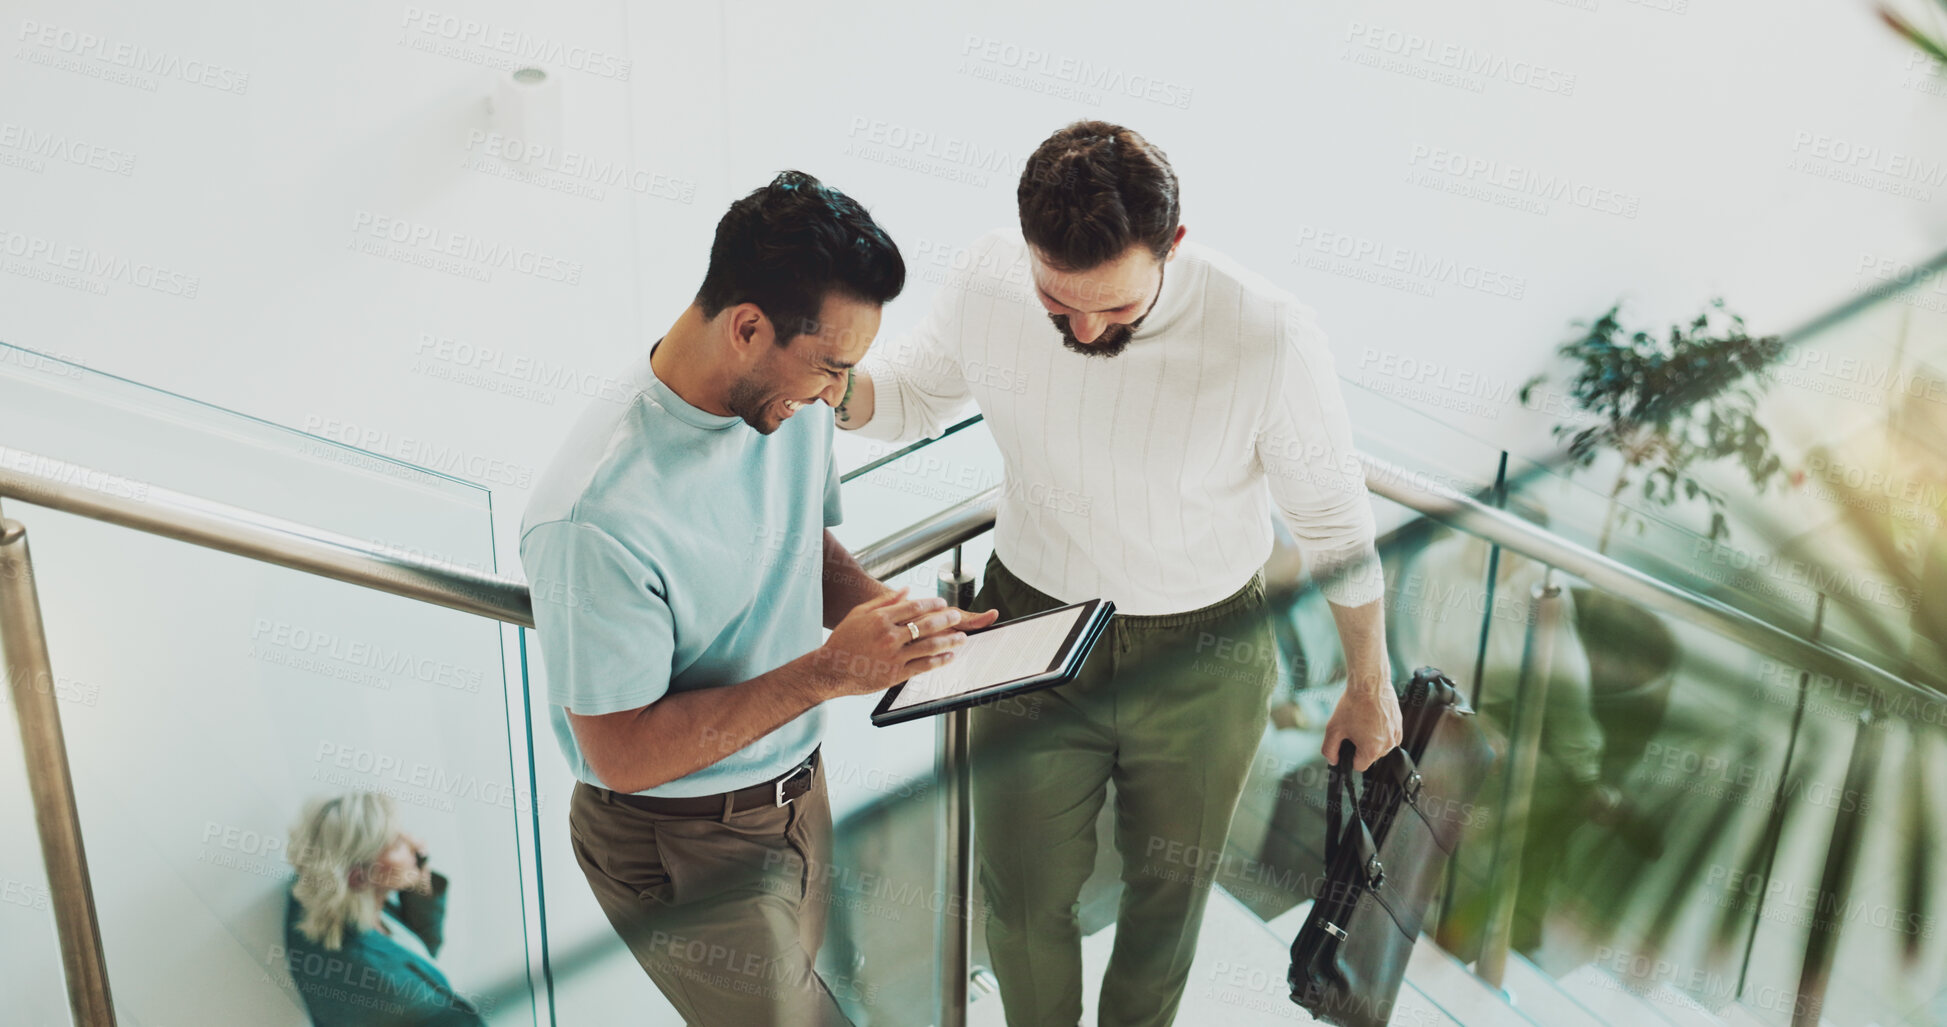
[1320,595,1404,769]
[1328,597,1391,692]
[822,529,893,629]
[834,368,876,429]
[573,653,836,794]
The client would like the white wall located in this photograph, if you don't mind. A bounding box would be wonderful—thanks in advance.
[1,0,1943,1024]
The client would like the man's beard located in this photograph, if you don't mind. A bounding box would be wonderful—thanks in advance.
[1048,311,1148,358]
[724,372,782,434]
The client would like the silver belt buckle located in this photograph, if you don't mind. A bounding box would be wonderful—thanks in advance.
[773,754,815,807]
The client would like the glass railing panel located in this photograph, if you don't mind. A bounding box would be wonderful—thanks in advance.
[0,342,492,559]
[1503,453,1826,637]
[1220,462,1508,922]
[1392,470,1947,1027]
[1217,390,1947,1027]
[1700,615,1947,1027]
[834,415,1001,546]
[1331,255,1947,696]
[1471,286,1947,1021]
[1464,565,1760,993]
[1343,379,1512,499]
[0,345,534,1025]
[1347,358,1934,699]
[1487,437,1938,691]
[1381,526,1525,968]
[1348,372,1796,665]
[1737,270,1947,692]
[1814,688,1947,1027]
[1344,367,1832,649]
[1477,429,1941,1025]
[831,431,997,1026]
[1490,259,1947,690]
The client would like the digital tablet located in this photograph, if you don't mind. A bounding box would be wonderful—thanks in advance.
[870,599,1115,727]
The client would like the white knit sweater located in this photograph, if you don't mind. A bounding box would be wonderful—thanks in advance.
[851,228,1383,615]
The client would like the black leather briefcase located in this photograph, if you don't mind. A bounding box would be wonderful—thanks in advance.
[1288,667,1495,1026]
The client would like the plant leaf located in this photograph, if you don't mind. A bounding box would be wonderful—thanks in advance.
[1883,6,1947,65]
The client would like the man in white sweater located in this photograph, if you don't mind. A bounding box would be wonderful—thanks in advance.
[837,121,1401,1026]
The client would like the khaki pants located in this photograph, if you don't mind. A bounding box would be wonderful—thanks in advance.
[970,555,1278,1027]
[570,761,853,1027]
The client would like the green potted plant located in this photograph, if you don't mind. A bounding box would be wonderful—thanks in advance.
[1519,299,1787,550]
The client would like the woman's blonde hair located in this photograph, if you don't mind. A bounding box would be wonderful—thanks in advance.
[288,792,397,951]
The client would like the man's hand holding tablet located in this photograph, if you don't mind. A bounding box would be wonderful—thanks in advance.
[871,599,1116,726]
[813,587,1002,698]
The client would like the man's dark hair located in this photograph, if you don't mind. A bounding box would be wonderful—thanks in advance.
[695,170,905,345]
[1017,121,1180,272]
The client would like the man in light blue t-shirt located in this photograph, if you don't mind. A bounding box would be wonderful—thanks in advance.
[519,171,996,1026]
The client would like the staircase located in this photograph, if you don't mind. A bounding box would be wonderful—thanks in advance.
[963,890,1843,1026]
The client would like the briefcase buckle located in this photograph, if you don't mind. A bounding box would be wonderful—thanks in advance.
[1321,920,1348,940]
[1402,771,1423,804]
[1365,855,1386,889]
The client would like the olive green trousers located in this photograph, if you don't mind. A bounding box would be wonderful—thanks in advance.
[969,555,1278,1027]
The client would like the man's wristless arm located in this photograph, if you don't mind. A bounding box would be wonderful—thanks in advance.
[821,529,893,629]
[1328,596,1393,692]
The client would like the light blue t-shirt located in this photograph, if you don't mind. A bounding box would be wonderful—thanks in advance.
[519,347,842,797]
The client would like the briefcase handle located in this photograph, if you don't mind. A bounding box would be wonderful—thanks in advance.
[1326,740,1386,890]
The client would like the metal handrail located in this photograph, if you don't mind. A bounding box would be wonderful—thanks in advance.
[0,446,533,626]
[1360,452,1929,708]
[854,487,998,578]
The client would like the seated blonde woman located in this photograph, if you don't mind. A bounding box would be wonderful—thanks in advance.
[284,792,486,1026]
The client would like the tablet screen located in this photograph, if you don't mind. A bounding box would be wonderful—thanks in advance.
[884,603,1089,711]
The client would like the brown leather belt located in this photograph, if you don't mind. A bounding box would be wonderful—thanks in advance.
[603,748,819,817]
